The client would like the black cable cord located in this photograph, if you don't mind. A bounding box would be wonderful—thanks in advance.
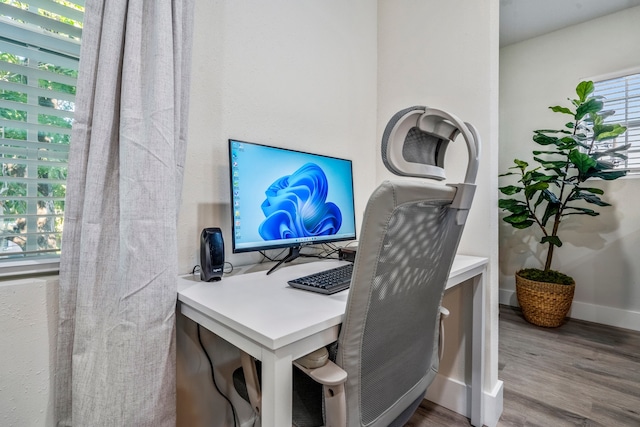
[224,261,234,274]
[197,324,238,427]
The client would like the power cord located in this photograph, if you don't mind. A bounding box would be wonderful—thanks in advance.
[191,261,234,276]
[197,324,238,427]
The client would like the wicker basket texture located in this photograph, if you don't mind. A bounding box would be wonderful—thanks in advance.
[515,273,575,328]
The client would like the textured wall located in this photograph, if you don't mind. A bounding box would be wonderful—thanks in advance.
[0,277,58,427]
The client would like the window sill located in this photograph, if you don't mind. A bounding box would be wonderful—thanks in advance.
[0,258,60,279]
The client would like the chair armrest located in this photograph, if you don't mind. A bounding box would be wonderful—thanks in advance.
[293,358,347,387]
[294,348,347,427]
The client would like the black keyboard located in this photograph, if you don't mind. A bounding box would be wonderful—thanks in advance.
[288,263,353,294]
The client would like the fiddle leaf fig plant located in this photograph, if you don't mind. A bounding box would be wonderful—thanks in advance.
[499,81,629,276]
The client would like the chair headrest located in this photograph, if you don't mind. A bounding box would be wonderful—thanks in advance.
[381,106,480,184]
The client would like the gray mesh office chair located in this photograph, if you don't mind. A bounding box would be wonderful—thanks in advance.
[234,106,480,427]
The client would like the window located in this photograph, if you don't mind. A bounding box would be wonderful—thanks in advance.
[592,72,640,174]
[0,0,83,274]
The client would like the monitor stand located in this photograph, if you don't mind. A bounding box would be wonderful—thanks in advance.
[266,246,301,275]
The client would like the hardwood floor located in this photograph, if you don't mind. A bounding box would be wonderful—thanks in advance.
[405,305,640,426]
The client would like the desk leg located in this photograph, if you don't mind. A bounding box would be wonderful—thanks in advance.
[260,351,293,427]
[470,271,486,426]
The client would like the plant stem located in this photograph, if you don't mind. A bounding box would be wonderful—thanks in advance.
[543,119,579,271]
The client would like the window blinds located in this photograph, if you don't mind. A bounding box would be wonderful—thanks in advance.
[592,73,640,174]
[0,0,83,262]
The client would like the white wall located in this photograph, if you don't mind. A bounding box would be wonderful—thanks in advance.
[177,0,378,273]
[500,6,640,331]
[377,1,501,424]
[176,1,378,426]
[0,1,502,425]
[0,277,58,427]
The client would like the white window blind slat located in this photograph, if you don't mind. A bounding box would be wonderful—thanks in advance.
[0,59,77,86]
[0,19,81,57]
[27,0,84,23]
[0,118,73,136]
[593,73,640,174]
[0,137,70,152]
[1,0,82,264]
[0,99,74,120]
[0,38,79,69]
[0,3,82,39]
[0,79,75,102]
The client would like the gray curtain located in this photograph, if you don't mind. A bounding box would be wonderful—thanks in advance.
[55,0,194,425]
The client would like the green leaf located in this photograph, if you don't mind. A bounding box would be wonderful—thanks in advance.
[532,150,563,155]
[534,191,545,210]
[499,185,522,195]
[589,170,627,180]
[562,207,599,217]
[575,98,603,120]
[571,192,611,206]
[541,202,560,227]
[530,171,558,182]
[541,235,563,247]
[514,159,528,170]
[541,189,560,204]
[569,149,597,173]
[498,198,522,209]
[577,187,604,195]
[510,220,535,229]
[533,133,560,146]
[503,212,531,224]
[595,124,627,141]
[524,181,549,199]
[535,129,571,134]
[549,106,573,115]
[576,81,594,102]
[498,200,528,216]
[533,157,569,170]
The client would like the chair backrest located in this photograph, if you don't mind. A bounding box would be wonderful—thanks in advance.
[335,106,480,427]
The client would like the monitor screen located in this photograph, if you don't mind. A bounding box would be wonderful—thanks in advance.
[229,139,356,254]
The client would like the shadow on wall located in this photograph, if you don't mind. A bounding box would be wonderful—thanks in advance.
[499,178,622,270]
[498,178,638,310]
[564,228,637,311]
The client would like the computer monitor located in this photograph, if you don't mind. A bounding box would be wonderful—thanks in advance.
[228,139,357,274]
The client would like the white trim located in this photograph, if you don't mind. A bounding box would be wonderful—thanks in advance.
[425,374,504,427]
[582,65,640,84]
[499,288,640,332]
[0,257,60,278]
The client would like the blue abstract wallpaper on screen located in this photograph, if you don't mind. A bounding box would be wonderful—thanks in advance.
[259,163,342,240]
[230,139,356,252]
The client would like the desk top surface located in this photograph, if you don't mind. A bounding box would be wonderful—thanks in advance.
[177,255,487,351]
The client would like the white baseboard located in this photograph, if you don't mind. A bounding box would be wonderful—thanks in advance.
[425,374,504,427]
[499,288,640,331]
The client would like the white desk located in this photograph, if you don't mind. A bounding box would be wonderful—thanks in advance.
[177,254,488,427]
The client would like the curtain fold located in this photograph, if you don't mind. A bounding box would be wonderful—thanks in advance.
[55,1,194,425]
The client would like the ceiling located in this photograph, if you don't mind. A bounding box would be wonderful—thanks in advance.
[500,0,640,46]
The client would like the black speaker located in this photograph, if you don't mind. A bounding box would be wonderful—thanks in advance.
[200,227,224,281]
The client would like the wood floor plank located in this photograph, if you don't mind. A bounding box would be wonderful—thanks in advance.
[406,305,640,427]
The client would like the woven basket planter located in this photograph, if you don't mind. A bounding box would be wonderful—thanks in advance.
[515,273,575,328]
